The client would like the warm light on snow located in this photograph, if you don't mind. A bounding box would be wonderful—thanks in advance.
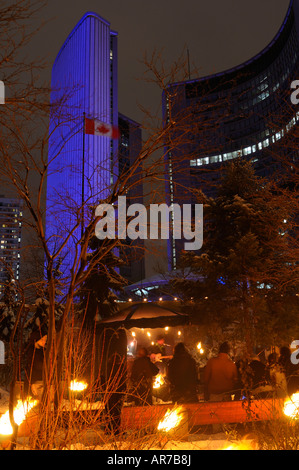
[0,398,38,436]
[69,380,88,392]
[157,406,184,432]
[283,393,299,419]
[223,441,254,450]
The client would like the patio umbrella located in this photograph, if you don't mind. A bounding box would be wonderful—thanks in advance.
[99,302,189,330]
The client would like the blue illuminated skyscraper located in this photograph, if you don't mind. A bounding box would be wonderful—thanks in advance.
[48,11,118,201]
[46,12,144,285]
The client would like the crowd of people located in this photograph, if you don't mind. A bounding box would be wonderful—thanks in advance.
[24,328,299,410]
[130,335,199,405]
[22,329,299,437]
[234,345,299,400]
[130,337,299,406]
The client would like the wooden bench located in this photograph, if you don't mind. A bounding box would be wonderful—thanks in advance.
[2,397,283,441]
[121,398,284,431]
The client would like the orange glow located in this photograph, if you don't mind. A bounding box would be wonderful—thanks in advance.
[0,398,38,436]
[283,393,299,419]
[224,442,254,450]
[157,406,184,432]
[69,380,88,392]
[153,374,165,389]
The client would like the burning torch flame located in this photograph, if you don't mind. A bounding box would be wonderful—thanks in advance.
[224,441,255,450]
[0,398,38,436]
[69,380,88,392]
[223,435,258,450]
[283,393,299,419]
[157,406,184,432]
[153,374,165,389]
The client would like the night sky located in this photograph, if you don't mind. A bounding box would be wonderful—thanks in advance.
[31,0,291,125]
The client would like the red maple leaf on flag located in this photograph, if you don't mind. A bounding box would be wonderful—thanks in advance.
[96,124,109,134]
[85,117,119,139]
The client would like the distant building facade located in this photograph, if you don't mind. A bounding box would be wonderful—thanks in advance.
[118,113,145,284]
[163,0,299,270]
[0,196,22,296]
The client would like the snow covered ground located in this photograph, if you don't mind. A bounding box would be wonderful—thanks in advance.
[0,387,255,450]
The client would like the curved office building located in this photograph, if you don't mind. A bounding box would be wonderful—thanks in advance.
[164,0,299,269]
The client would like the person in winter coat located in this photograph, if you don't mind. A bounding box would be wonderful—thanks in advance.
[24,331,47,399]
[167,342,199,404]
[149,334,169,374]
[278,346,299,396]
[268,352,288,398]
[131,347,159,405]
[203,341,238,401]
[105,351,127,435]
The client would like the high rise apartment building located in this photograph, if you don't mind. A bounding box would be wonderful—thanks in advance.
[0,196,22,297]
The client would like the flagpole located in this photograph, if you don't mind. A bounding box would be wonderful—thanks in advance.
[81,112,85,240]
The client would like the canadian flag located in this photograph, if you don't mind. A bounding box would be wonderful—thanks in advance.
[84,117,120,139]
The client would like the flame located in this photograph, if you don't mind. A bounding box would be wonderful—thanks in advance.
[153,374,165,389]
[69,380,88,392]
[283,393,299,419]
[157,406,184,432]
[224,441,253,450]
[223,435,257,450]
[0,398,38,436]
